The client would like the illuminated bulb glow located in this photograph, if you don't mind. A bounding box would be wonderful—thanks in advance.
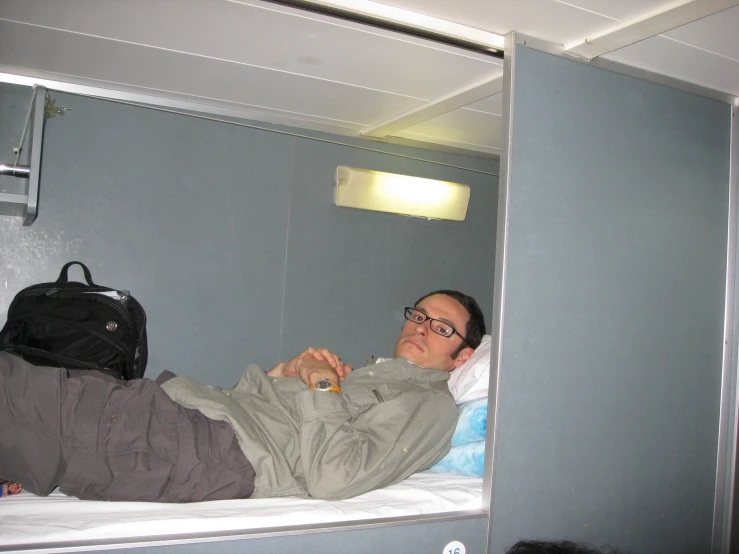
[335,166,470,221]
[296,0,505,51]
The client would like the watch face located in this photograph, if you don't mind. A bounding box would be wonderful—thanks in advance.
[315,379,332,391]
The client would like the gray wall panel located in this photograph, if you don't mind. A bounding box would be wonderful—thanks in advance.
[1,90,293,386]
[0,83,497,389]
[490,45,731,554]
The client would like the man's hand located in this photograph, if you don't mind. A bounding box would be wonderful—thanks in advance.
[267,347,352,381]
[295,353,341,388]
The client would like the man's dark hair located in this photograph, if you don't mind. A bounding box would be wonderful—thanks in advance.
[506,540,626,554]
[414,289,486,351]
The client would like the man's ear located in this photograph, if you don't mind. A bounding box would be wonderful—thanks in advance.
[452,346,474,369]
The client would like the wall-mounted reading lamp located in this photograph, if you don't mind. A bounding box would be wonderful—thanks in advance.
[0,85,46,226]
[334,166,470,221]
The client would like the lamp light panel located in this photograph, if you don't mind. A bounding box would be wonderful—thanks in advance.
[334,166,470,221]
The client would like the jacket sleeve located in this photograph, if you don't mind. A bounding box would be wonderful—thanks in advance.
[294,386,458,499]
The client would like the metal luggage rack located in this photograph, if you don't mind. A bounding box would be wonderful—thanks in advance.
[0,85,46,226]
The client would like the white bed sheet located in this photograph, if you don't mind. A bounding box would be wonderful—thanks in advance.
[0,472,482,549]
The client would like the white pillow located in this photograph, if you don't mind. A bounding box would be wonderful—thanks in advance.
[447,335,492,404]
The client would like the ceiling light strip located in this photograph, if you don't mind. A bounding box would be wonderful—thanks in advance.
[258,0,504,58]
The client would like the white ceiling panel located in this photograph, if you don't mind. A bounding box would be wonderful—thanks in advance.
[1,66,378,137]
[0,20,424,126]
[1,0,736,159]
[0,0,501,101]
[393,108,501,155]
[663,5,739,60]
[367,0,614,44]
[559,0,679,21]
[602,32,739,97]
[463,93,503,116]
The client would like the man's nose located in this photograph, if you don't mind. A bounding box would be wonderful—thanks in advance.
[414,320,429,336]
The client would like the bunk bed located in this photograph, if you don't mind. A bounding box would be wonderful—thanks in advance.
[0,340,493,552]
[0,472,483,552]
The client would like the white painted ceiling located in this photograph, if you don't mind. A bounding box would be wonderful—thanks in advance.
[0,0,737,159]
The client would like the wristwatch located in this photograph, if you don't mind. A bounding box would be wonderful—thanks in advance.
[309,379,341,394]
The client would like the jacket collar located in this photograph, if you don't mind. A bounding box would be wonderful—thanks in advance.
[369,357,450,382]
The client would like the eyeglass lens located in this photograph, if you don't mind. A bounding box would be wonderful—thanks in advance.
[405,308,454,337]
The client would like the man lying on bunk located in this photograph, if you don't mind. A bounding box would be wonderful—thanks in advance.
[0,289,485,503]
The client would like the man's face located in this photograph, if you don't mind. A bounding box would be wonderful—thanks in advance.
[393,293,474,371]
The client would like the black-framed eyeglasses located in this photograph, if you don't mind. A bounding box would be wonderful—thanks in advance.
[403,307,468,344]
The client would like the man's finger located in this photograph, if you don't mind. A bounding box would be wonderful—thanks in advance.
[318,348,341,369]
[300,348,324,363]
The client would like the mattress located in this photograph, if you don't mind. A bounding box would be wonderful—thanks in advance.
[0,472,482,551]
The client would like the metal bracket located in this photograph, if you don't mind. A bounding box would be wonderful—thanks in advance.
[0,84,46,225]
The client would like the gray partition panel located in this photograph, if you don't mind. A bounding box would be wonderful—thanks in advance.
[489,44,732,554]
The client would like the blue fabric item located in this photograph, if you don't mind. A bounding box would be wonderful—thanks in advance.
[451,398,487,446]
[426,398,488,477]
[428,441,485,477]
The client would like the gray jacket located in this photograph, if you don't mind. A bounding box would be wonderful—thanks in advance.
[161,359,457,499]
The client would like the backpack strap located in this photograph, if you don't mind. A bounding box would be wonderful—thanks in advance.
[57,261,96,286]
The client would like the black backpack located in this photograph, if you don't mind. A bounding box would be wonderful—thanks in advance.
[0,261,148,380]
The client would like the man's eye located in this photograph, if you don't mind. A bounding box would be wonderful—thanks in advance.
[411,313,425,322]
[437,326,453,336]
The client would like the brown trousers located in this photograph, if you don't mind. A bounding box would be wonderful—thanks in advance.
[0,352,255,502]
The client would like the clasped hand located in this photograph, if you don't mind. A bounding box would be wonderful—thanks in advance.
[267,347,352,387]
